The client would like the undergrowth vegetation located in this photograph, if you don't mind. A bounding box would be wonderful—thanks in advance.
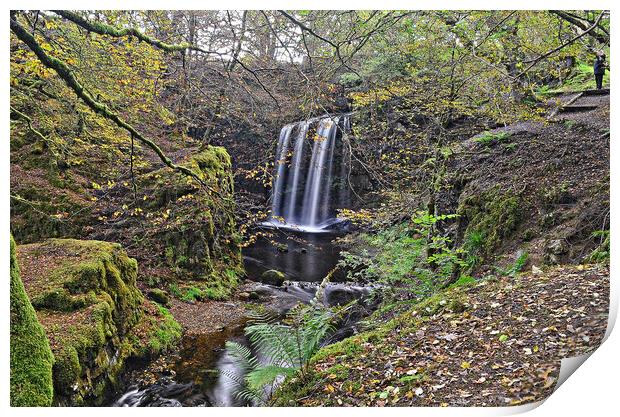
[224,305,334,405]
[339,212,467,302]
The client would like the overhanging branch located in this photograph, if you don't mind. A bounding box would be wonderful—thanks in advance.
[53,10,280,106]
[10,13,207,186]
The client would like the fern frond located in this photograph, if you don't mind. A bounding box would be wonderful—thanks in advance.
[219,367,246,387]
[236,387,263,404]
[225,304,337,405]
[225,341,258,371]
[246,365,296,392]
[245,323,299,366]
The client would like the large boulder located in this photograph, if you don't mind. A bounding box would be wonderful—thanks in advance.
[260,269,286,286]
[147,288,170,306]
[17,238,180,405]
[10,235,54,407]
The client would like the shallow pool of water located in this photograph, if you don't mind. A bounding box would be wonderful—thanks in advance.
[242,230,344,282]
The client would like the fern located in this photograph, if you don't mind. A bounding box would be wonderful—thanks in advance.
[223,305,334,405]
[494,251,529,277]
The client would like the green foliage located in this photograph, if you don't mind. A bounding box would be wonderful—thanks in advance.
[339,212,468,301]
[225,305,334,405]
[10,235,54,406]
[449,275,476,288]
[168,282,182,298]
[147,305,182,354]
[459,188,522,260]
[181,287,203,302]
[495,251,529,277]
[474,131,512,146]
[339,72,362,87]
[463,230,484,268]
[338,223,428,295]
[586,230,610,264]
[413,212,467,280]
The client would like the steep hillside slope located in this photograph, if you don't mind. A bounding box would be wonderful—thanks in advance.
[441,92,609,271]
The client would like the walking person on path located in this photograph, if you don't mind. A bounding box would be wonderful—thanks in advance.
[594,51,607,90]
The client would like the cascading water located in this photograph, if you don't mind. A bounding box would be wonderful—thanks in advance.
[265,115,351,232]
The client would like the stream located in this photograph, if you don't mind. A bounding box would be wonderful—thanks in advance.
[111,230,374,407]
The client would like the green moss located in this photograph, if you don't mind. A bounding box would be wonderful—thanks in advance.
[147,305,182,354]
[474,131,512,146]
[181,286,203,302]
[147,288,170,305]
[53,346,80,390]
[17,238,148,405]
[140,146,242,291]
[173,273,239,302]
[21,239,143,326]
[586,231,610,264]
[31,287,96,312]
[260,269,286,286]
[10,235,54,407]
[459,187,522,259]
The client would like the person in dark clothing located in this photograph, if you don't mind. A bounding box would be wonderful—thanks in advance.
[594,52,606,90]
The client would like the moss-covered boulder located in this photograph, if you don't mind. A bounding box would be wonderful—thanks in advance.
[147,288,170,306]
[260,269,286,286]
[16,238,179,405]
[10,235,54,407]
[458,187,523,259]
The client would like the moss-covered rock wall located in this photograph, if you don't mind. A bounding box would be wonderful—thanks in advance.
[136,146,243,292]
[10,234,54,407]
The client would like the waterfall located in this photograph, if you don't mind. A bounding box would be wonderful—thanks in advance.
[270,124,294,220]
[284,121,310,222]
[266,115,351,232]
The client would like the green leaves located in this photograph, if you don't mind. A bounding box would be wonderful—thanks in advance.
[474,131,513,146]
[224,306,334,405]
[246,365,296,391]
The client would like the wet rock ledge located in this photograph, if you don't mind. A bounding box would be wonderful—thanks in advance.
[16,238,181,406]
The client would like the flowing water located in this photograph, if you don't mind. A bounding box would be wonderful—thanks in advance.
[111,231,373,407]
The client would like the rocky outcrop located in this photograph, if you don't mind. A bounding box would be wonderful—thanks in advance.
[134,146,243,293]
[10,235,54,407]
[16,238,181,406]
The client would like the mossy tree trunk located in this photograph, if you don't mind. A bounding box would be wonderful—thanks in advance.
[10,234,54,407]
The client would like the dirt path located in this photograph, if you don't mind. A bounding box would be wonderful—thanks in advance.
[168,296,248,335]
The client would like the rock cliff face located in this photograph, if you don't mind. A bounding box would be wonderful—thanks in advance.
[16,238,180,405]
[10,235,54,407]
[139,146,243,283]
